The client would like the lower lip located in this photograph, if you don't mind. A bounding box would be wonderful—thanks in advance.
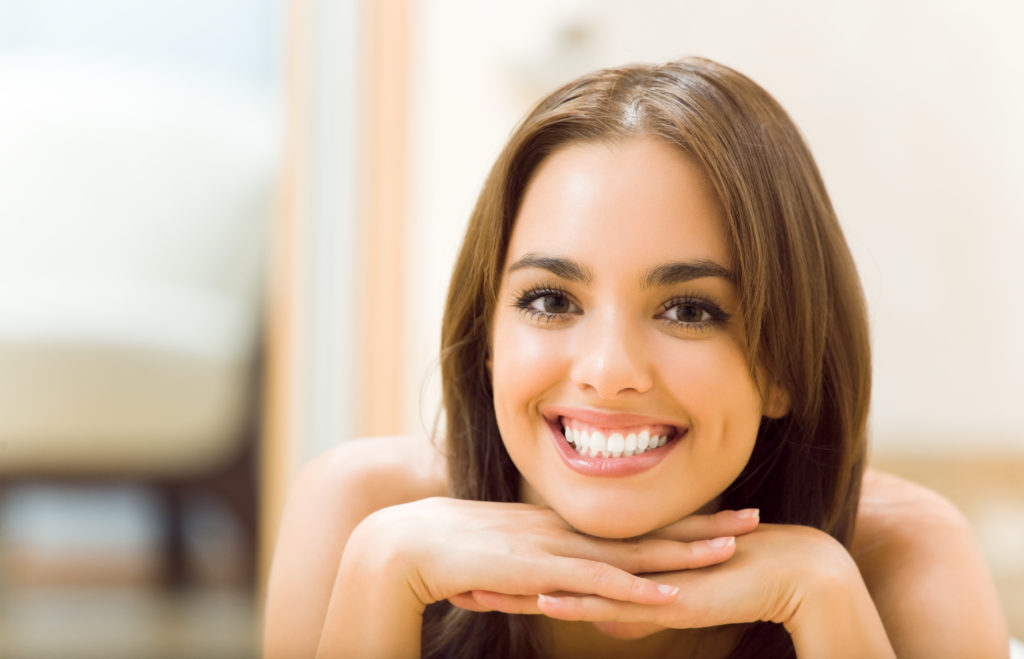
[546,420,684,477]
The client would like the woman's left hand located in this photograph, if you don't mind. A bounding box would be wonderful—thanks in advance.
[458,523,897,657]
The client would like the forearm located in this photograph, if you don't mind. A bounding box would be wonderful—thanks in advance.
[785,558,896,659]
[315,517,426,659]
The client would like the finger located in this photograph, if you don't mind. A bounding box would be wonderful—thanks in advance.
[448,592,493,612]
[537,593,669,625]
[571,534,737,575]
[549,557,679,605]
[647,508,759,542]
[468,590,543,615]
[538,563,766,630]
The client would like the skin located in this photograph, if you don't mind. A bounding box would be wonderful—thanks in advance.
[490,138,787,541]
[263,138,1010,658]
[264,437,1009,658]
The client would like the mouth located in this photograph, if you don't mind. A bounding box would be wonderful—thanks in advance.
[541,407,687,477]
[558,416,684,459]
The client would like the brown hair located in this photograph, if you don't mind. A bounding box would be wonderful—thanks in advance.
[425,57,871,659]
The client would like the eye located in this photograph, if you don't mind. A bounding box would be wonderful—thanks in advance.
[512,286,581,322]
[663,302,711,324]
[530,293,573,315]
[657,296,730,331]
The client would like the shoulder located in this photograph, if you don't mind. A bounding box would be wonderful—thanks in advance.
[263,435,447,657]
[852,468,1008,657]
[295,434,449,511]
[272,434,449,563]
[854,468,972,553]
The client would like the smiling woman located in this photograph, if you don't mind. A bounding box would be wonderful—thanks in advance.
[263,58,1009,658]
[491,139,778,540]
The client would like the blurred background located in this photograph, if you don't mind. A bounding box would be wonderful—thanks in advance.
[0,0,1020,656]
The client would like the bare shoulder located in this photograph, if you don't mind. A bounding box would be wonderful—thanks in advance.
[263,436,447,657]
[297,435,449,512]
[855,468,971,547]
[853,468,1008,657]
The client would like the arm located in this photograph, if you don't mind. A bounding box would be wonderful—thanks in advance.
[316,507,427,658]
[853,469,1009,658]
[776,527,896,658]
[263,436,447,658]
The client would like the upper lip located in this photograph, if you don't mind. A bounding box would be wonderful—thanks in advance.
[542,405,686,431]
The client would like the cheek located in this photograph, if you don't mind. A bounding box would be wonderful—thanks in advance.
[490,314,566,423]
[657,338,764,433]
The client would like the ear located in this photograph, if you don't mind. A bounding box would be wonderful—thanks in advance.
[762,381,791,419]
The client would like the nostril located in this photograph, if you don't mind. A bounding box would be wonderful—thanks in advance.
[568,346,654,397]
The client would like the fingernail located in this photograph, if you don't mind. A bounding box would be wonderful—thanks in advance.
[656,584,679,596]
[538,594,561,605]
[707,536,735,549]
[735,508,759,521]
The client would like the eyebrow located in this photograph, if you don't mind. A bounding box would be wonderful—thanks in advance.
[641,259,735,289]
[506,253,593,284]
[507,253,734,287]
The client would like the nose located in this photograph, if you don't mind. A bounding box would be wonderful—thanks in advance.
[569,313,654,398]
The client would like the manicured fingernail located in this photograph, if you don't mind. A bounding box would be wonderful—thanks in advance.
[538,594,561,605]
[707,536,735,549]
[735,508,759,521]
[656,584,679,596]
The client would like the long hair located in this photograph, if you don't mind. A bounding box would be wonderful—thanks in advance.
[425,57,871,659]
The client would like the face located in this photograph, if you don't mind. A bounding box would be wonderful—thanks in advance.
[490,137,787,539]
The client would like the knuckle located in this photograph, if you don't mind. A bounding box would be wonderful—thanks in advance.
[586,560,611,583]
[628,576,649,602]
[585,561,620,591]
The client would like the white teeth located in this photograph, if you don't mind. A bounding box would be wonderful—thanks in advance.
[607,433,624,458]
[562,422,678,459]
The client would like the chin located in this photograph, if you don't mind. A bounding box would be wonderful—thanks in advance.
[556,503,668,539]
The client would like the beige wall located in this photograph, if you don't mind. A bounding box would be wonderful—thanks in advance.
[404,0,1024,454]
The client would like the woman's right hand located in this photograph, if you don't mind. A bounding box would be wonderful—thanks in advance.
[316,496,758,658]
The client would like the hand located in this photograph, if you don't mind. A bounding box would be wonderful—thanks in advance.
[524,524,840,626]
[465,523,896,657]
[354,497,760,611]
[464,523,846,623]
[321,498,760,658]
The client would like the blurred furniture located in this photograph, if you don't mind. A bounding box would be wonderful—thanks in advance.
[0,57,277,586]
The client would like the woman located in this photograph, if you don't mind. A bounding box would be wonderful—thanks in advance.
[264,58,1008,658]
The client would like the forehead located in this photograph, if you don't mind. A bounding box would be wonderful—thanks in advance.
[508,137,731,270]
